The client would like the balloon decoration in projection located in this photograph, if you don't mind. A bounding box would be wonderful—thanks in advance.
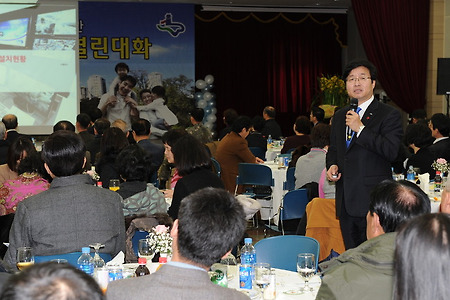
[195,74,216,132]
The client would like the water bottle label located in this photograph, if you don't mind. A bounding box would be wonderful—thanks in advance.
[79,263,94,275]
[241,253,255,265]
[239,265,252,289]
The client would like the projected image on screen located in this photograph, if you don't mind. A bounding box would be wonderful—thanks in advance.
[0,18,28,47]
[0,4,78,134]
[35,9,76,36]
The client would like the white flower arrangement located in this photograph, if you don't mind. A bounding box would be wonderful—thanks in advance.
[432,158,449,173]
[146,225,172,255]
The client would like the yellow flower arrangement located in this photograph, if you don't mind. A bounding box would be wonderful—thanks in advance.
[318,74,348,107]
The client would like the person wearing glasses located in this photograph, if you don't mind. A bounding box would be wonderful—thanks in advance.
[326,60,403,250]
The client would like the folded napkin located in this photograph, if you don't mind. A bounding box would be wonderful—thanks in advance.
[418,173,430,194]
[106,251,125,266]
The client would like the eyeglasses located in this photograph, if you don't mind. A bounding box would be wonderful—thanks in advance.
[346,76,371,83]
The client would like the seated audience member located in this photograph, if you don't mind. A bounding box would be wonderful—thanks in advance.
[0,122,8,165]
[0,137,36,185]
[106,187,248,300]
[2,114,21,145]
[0,152,50,216]
[158,129,188,191]
[261,106,282,139]
[246,115,267,151]
[316,180,431,300]
[111,119,128,134]
[215,116,264,193]
[218,108,238,140]
[428,113,450,161]
[76,113,94,147]
[86,118,110,165]
[0,262,105,300]
[295,124,333,197]
[186,108,212,144]
[403,123,435,177]
[116,145,166,217]
[168,135,224,220]
[310,106,325,126]
[98,75,138,131]
[132,118,164,175]
[281,115,311,154]
[4,131,125,268]
[409,108,427,124]
[96,127,129,189]
[53,120,75,132]
[393,213,450,300]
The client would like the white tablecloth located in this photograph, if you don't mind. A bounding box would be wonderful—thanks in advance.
[258,162,287,225]
[266,147,282,162]
[228,266,321,300]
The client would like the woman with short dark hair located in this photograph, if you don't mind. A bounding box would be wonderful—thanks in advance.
[168,135,224,220]
[0,137,36,185]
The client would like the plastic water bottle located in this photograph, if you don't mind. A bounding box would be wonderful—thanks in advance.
[391,167,397,181]
[77,247,94,276]
[241,238,256,274]
[267,135,273,148]
[406,165,415,182]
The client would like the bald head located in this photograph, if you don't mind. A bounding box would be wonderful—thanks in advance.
[2,114,18,130]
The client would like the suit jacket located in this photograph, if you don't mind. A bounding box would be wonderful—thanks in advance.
[215,132,257,193]
[137,139,165,169]
[106,263,250,300]
[428,137,450,162]
[261,119,282,140]
[326,100,403,217]
[4,174,126,267]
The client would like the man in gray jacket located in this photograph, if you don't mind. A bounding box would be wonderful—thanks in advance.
[316,180,430,300]
[5,130,125,268]
[107,187,249,300]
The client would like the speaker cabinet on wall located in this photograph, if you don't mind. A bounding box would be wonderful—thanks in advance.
[437,58,450,95]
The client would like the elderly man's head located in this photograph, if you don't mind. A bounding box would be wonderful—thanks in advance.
[2,114,18,130]
[366,180,430,240]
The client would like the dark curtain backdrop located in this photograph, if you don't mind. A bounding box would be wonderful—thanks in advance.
[195,9,347,134]
[352,0,430,114]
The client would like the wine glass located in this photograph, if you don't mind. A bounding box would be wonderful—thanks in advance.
[17,247,34,271]
[109,179,120,191]
[253,263,271,298]
[138,239,155,261]
[297,253,316,292]
[89,243,105,268]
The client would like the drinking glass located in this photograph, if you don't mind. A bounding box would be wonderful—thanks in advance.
[109,179,120,191]
[89,243,105,268]
[297,253,316,292]
[253,263,271,298]
[138,239,154,261]
[17,247,34,271]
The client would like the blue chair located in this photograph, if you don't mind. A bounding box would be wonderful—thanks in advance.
[35,252,112,267]
[279,189,309,235]
[235,163,274,231]
[211,157,221,177]
[255,235,320,272]
[283,167,296,191]
[249,147,266,161]
[132,230,150,257]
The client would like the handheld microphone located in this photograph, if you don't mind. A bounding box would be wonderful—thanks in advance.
[346,98,359,141]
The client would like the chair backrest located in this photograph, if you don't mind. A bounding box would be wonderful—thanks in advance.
[283,167,296,191]
[280,188,309,221]
[255,235,320,271]
[210,157,221,177]
[35,252,112,267]
[236,163,274,187]
[249,147,266,161]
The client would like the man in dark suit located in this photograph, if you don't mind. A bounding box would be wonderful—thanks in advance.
[428,113,450,161]
[261,106,283,139]
[0,122,9,165]
[76,113,94,147]
[2,114,21,145]
[326,60,403,250]
[106,187,249,300]
[131,118,164,181]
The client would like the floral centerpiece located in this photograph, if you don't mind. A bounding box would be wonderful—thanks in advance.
[318,74,348,110]
[432,158,449,174]
[146,225,172,255]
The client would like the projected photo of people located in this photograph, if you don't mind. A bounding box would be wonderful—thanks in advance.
[35,9,76,36]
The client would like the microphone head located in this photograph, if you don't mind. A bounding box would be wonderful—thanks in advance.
[350,98,358,109]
